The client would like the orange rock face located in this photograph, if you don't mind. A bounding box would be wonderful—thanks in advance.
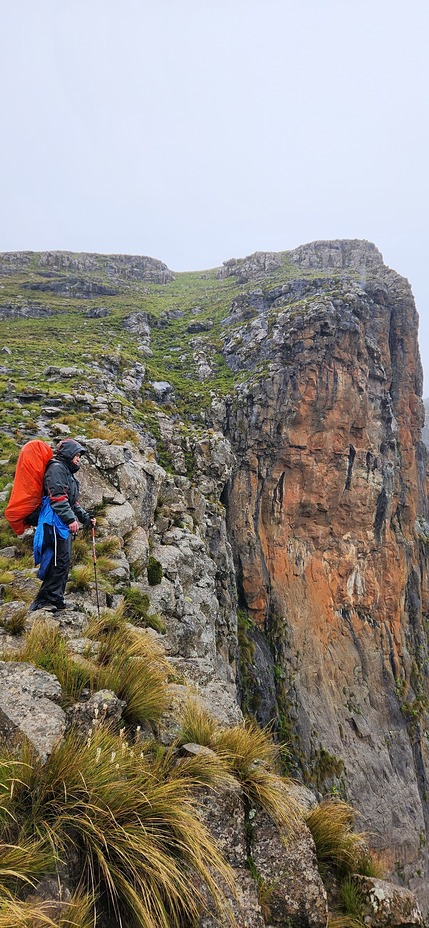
[223,242,429,904]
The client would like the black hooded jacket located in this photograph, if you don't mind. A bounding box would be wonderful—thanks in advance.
[43,440,90,527]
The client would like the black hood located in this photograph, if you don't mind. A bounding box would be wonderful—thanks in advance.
[56,439,87,468]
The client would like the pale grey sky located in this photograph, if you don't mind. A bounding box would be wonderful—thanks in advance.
[2,0,429,388]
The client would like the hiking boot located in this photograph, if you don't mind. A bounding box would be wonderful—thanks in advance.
[51,601,78,612]
[29,600,51,612]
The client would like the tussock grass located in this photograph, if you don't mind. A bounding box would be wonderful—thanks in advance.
[180,706,299,829]
[215,721,299,827]
[90,424,137,444]
[0,570,14,584]
[12,612,170,723]
[95,535,122,557]
[328,916,366,928]
[86,603,126,640]
[95,555,116,576]
[0,606,27,636]
[163,744,234,790]
[68,564,92,593]
[341,875,366,919]
[0,838,54,894]
[305,799,366,875]
[70,535,91,565]
[7,620,93,705]
[98,634,169,724]
[355,850,383,878]
[0,893,94,928]
[86,606,170,723]
[179,699,219,747]
[0,728,235,928]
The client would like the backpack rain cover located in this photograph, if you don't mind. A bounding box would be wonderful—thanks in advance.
[4,440,53,535]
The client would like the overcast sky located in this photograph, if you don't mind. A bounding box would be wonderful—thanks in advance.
[2,0,429,389]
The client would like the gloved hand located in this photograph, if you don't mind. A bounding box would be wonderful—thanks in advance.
[69,520,79,534]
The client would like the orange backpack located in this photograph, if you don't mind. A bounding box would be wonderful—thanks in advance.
[4,440,53,536]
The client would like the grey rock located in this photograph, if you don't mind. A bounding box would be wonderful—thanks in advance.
[150,380,174,401]
[250,808,328,928]
[187,320,214,333]
[84,439,126,470]
[0,302,56,320]
[104,501,137,536]
[66,689,126,736]
[180,742,218,758]
[85,306,110,318]
[217,251,283,281]
[44,366,83,378]
[51,423,71,436]
[354,875,424,927]
[125,526,149,576]
[0,661,66,760]
[0,546,17,558]
[289,238,384,271]
[123,312,152,337]
[195,781,265,928]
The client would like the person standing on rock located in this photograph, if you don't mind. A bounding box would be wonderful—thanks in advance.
[29,439,95,613]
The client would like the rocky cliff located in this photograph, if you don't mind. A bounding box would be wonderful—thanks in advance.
[221,242,429,901]
[0,240,428,919]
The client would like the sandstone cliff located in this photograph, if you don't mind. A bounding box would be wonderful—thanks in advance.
[0,240,428,917]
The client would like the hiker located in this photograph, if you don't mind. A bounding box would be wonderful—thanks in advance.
[29,439,95,613]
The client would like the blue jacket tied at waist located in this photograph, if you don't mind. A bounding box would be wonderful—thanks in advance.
[34,496,69,580]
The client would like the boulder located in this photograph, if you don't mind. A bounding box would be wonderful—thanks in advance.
[104,501,137,536]
[0,661,66,760]
[354,875,424,927]
[66,689,126,736]
[125,526,149,576]
[250,807,328,928]
[195,780,266,928]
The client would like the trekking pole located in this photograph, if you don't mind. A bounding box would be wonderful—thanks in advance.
[91,524,101,619]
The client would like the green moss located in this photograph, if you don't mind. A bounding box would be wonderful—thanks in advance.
[237,609,260,717]
[266,611,306,775]
[123,586,166,633]
[147,556,163,586]
[309,747,345,791]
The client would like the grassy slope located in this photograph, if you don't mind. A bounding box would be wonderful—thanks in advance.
[0,249,359,503]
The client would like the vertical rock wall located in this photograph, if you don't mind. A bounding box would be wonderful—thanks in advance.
[223,242,429,901]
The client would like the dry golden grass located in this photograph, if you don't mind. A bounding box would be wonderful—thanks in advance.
[1,728,236,928]
[0,605,27,636]
[0,838,54,895]
[328,916,366,928]
[88,608,170,723]
[98,634,169,724]
[0,894,93,928]
[305,799,366,875]
[4,620,93,705]
[67,564,93,592]
[179,698,219,747]
[179,705,299,830]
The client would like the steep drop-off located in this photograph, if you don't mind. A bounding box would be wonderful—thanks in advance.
[221,242,429,901]
[1,240,429,909]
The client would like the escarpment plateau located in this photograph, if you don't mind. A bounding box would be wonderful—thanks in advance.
[1,239,429,920]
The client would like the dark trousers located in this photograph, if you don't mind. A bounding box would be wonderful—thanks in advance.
[34,532,72,608]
